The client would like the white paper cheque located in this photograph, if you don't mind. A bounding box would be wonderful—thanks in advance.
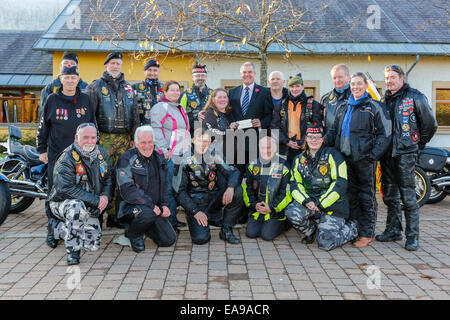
[236,119,253,129]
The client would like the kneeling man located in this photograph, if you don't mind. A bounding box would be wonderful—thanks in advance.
[48,123,113,265]
[116,126,177,253]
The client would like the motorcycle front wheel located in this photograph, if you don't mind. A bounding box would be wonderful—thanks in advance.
[415,167,431,207]
[0,181,11,225]
[1,160,35,214]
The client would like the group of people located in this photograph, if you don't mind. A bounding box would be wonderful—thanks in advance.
[36,51,438,265]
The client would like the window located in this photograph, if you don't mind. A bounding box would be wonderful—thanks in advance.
[436,88,450,128]
[0,89,41,125]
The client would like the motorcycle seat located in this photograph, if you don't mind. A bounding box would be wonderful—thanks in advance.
[10,142,42,166]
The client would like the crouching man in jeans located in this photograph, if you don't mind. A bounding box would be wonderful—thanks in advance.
[116,125,177,253]
[48,123,113,265]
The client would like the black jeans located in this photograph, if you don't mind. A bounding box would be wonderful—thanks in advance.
[45,148,60,220]
[380,152,419,239]
[121,203,177,246]
[186,186,243,244]
[347,158,378,238]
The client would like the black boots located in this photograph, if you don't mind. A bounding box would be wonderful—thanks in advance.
[67,250,80,265]
[130,236,145,253]
[405,237,419,251]
[219,227,240,244]
[375,228,403,242]
[46,218,60,249]
[302,228,317,244]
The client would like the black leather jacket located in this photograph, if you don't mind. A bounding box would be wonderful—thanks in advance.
[115,148,168,218]
[132,79,163,125]
[86,71,139,134]
[175,155,240,217]
[382,83,438,158]
[325,95,392,162]
[320,86,351,133]
[48,144,113,210]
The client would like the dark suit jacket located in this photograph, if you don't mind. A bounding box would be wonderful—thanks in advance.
[228,83,273,129]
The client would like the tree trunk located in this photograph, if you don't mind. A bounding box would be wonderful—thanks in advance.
[259,51,268,86]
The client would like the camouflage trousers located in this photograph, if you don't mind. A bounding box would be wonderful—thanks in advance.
[99,132,132,215]
[49,199,102,254]
[285,201,358,251]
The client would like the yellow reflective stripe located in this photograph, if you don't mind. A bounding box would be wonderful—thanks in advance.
[329,154,337,180]
[248,165,254,173]
[274,190,292,212]
[321,191,340,208]
[292,189,306,204]
[264,213,270,221]
[327,211,333,215]
[252,212,260,220]
[180,94,188,110]
[242,183,250,207]
[338,161,347,180]
[320,181,336,203]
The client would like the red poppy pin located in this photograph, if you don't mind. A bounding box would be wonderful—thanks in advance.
[73,98,77,103]
[255,88,260,93]
[159,88,163,92]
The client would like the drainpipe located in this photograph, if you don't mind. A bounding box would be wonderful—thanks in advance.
[406,55,420,83]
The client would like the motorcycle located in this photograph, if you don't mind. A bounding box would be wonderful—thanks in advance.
[0,172,11,225]
[0,124,48,214]
[417,146,450,204]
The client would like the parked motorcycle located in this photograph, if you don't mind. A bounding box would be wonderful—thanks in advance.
[0,173,11,225]
[0,125,47,214]
[417,146,450,204]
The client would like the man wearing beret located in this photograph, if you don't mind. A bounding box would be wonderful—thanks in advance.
[38,52,88,119]
[179,63,213,136]
[132,59,164,125]
[85,51,140,227]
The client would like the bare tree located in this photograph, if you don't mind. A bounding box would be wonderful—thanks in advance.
[88,0,363,84]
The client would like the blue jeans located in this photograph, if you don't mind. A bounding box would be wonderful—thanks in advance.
[166,159,178,226]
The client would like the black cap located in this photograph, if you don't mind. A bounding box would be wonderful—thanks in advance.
[192,63,207,74]
[144,59,160,71]
[61,65,79,76]
[104,51,123,65]
[62,52,78,65]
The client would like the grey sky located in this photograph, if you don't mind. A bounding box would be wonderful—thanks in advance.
[0,0,69,31]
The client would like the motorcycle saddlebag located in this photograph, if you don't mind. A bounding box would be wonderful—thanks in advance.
[418,147,447,172]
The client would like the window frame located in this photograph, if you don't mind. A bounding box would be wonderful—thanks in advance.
[432,81,450,130]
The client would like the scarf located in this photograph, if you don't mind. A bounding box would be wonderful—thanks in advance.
[335,83,350,94]
[340,92,368,156]
[74,141,99,164]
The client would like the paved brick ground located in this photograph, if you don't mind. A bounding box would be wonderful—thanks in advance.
[0,195,449,300]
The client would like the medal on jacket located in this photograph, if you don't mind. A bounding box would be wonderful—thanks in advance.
[64,109,68,120]
[56,109,60,120]
[76,109,81,118]
[76,163,85,175]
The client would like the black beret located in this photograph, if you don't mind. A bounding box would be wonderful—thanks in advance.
[144,59,160,71]
[62,52,78,64]
[104,51,123,65]
[61,65,79,76]
[192,63,207,74]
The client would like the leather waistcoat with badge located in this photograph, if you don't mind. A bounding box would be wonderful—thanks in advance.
[247,162,286,206]
[96,77,135,133]
[133,79,163,125]
[185,86,213,130]
[279,95,314,141]
[185,156,218,195]
[296,148,332,198]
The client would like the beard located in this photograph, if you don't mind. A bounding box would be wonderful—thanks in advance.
[82,144,96,152]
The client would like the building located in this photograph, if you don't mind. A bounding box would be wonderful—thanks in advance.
[31,0,450,146]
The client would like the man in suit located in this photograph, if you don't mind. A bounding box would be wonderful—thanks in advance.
[228,62,273,175]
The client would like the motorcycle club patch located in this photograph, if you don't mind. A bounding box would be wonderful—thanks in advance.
[319,164,328,176]
[191,181,199,187]
[190,101,198,109]
[252,166,260,175]
[402,124,410,132]
[101,86,109,96]
[76,163,85,175]
[411,131,419,142]
[300,156,306,165]
[189,172,196,180]
[271,173,282,179]
[208,171,216,181]
[72,150,80,162]
[139,83,145,91]
[253,180,258,190]
[280,109,285,117]
[208,182,215,190]
[133,159,143,168]
[410,113,416,123]
[187,88,193,94]
[132,207,142,217]
[329,93,334,100]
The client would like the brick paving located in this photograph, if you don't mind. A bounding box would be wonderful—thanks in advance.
[0,195,449,300]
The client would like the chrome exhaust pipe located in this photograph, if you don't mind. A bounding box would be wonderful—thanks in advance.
[9,188,47,199]
[433,176,450,188]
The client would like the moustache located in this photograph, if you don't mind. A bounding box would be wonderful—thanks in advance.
[82,144,96,152]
